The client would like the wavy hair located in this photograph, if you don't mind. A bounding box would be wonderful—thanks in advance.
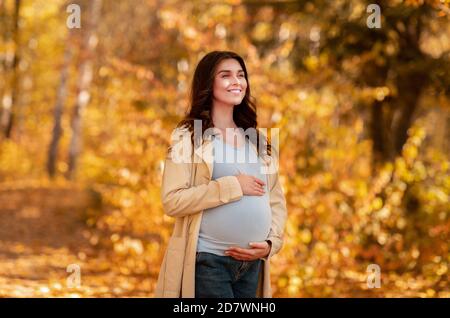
[177,50,271,156]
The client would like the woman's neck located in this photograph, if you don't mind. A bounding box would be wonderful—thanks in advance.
[211,101,236,129]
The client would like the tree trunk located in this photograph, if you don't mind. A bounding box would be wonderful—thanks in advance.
[0,0,8,94]
[370,100,388,171]
[370,73,426,168]
[47,42,73,178]
[66,0,102,180]
[392,74,426,155]
[0,0,7,117]
[1,0,21,139]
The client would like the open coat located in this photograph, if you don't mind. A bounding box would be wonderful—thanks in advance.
[154,127,287,298]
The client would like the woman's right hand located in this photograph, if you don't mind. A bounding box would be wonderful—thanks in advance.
[235,172,266,196]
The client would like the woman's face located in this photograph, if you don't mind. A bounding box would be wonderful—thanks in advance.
[212,58,247,107]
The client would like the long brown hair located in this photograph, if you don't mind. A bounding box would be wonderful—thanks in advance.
[177,50,271,156]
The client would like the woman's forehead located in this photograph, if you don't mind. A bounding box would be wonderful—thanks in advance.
[216,59,243,73]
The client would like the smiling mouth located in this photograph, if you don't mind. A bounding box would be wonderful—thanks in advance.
[228,89,242,93]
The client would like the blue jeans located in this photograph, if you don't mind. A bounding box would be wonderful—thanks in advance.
[195,251,262,298]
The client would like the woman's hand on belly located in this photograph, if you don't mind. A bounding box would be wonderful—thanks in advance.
[224,241,271,261]
[235,173,266,196]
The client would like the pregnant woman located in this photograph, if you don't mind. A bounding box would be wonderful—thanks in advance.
[155,51,287,298]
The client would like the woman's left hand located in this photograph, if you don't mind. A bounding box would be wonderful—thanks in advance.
[225,241,271,261]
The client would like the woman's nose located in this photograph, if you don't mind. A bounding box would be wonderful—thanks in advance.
[231,75,241,85]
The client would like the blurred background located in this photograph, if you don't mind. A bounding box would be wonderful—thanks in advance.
[0,0,449,297]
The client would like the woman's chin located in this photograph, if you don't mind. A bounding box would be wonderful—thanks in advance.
[230,98,244,106]
[216,97,244,106]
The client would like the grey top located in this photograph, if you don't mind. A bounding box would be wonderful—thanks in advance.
[196,135,272,256]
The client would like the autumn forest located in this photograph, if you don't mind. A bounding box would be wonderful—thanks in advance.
[0,0,449,297]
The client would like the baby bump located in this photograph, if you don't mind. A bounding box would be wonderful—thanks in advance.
[199,195,272,248]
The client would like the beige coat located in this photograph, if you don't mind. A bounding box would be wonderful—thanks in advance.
[154,127,287,298]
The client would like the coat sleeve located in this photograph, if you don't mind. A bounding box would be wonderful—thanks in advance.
[161,150,243,219]
[262,148,288,261]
